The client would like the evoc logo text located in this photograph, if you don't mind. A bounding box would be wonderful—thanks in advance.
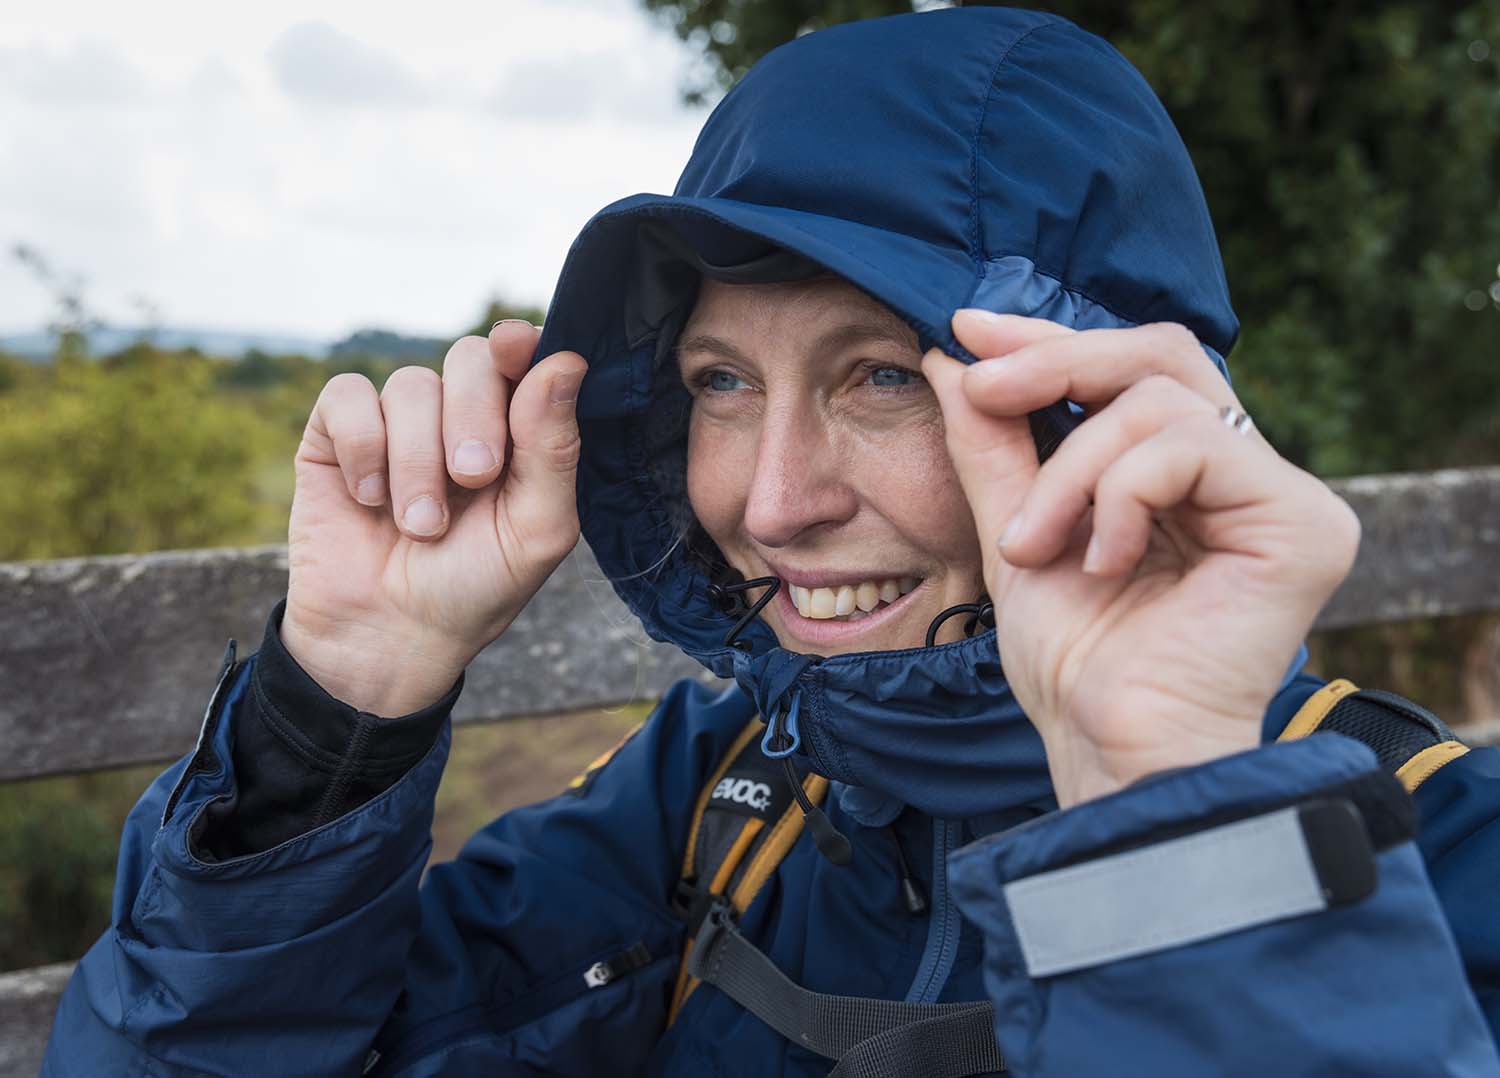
[712,776,773,812]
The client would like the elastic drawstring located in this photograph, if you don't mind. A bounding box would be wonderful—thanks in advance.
[924,597,995,648]
[887,819,928,916]
[762,691,852,867]
[709,573,853,868]
[706,575,780,651]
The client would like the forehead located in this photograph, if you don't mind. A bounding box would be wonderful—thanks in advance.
[678,274,918,359]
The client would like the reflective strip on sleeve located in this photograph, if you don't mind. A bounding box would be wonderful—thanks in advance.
[1003,806,1333,978]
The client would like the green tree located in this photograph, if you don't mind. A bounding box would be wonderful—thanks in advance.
[641,0,1500,475]
[0,344,284,560]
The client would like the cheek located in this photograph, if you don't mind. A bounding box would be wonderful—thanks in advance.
[686,415,749,544]
[852,418,982,568]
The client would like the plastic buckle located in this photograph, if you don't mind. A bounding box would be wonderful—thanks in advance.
[686,897,733,981]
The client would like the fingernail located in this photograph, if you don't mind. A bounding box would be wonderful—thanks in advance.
[491,318,533,332]
[550,371,583,405]
[356,473,386,506]
[999,513,1024,547]
[453,439,497,475]
[402,496,444,536]
[1082,534,1105,574]
[956,307,1006,326]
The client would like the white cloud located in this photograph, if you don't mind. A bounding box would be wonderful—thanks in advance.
[268,21,432,109]
[488,46,686,126]
[0,35,149,106]
[0,0,710,339]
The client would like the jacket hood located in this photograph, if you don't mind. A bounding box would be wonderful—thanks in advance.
[531,6,1309,819]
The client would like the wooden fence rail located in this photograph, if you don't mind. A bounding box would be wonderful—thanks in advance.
[1,465,1498,1075]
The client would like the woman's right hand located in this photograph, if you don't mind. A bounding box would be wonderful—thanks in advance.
[280,320,588,717]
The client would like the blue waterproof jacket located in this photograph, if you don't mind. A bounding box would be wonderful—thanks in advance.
[45,7,1500,1076]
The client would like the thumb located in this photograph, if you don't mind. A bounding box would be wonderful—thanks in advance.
[500,349,589,563]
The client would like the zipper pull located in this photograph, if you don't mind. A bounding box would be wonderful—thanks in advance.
[583,941,652,988]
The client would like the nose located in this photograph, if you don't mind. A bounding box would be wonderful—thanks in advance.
[741,398,859,548]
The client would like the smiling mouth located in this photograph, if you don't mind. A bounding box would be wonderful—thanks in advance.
[785,577,921,622]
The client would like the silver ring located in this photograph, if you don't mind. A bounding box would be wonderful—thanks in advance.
[1218,404,1255,436]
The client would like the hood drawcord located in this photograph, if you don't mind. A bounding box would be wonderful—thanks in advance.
[887,818,928,916]
[762,689,853,867]
[707,572,854,867]
[924,597,995,648]
[706,574,780,652]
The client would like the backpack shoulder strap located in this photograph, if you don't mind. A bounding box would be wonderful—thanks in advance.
[1277,678,1469,792]
[667,716,829,1025]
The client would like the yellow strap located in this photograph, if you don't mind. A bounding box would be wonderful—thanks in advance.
[668,814,765,1023]
[1280,677,1468,791]
[668,754,829,1024]
[731,774,828,913]
[1395,741,1470,793]
[1277,678,1360,741]
[565,720,645,791]
[679,719,763,881]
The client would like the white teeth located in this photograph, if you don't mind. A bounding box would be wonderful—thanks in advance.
[809,587,836,618]
[790,584,812,617]
[789,577,923,620]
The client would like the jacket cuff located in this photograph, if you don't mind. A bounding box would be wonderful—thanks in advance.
[950,737,1404,972]
[947,736,1500,1077]
[188,597,462,860]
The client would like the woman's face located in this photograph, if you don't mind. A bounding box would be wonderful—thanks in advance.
[680,274,986,656]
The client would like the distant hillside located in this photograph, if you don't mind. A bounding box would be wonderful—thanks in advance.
[327,329,448,361]
[0,326,451,362]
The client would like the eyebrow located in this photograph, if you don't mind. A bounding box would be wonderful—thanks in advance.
[675,316,918,367]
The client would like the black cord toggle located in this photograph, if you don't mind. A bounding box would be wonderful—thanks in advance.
[706,575,781,651]
[924,597,995,648]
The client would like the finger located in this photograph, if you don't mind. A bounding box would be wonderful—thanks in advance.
[951,309,1076,360]
[302,372,389,507]
[380,365,450,541]
[921,347,1040,587]
[442,335,510,488]
[498,349,590,567]
[959,320,1241,420]
[1001,374,1216,568]
[1085,412,1340,580]
[488,319,542,384]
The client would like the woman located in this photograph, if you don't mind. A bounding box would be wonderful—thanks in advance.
[45,7,1500,1076]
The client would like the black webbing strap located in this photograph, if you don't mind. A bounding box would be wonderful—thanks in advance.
[827,1007,1004,1078]
[687,900,1004,1077]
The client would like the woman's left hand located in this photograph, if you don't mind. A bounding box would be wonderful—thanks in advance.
[922,311,1362,808]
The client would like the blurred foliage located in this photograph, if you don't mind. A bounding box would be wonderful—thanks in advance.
[642,0,1500,476]
[0,346,283,560]
[0,766,159,971]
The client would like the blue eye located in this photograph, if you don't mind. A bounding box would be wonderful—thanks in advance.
[705,370,747,392]
[868,366,919,387]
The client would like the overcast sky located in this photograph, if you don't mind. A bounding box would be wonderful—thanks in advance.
[0,0,713,339]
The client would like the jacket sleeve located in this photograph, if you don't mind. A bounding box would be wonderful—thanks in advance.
[948,734,1500,1078]
[41,600,744,1078]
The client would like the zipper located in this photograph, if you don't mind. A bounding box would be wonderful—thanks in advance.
[903,817,962,1004]
[582,941,652,988]
[368,939,661,1075]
